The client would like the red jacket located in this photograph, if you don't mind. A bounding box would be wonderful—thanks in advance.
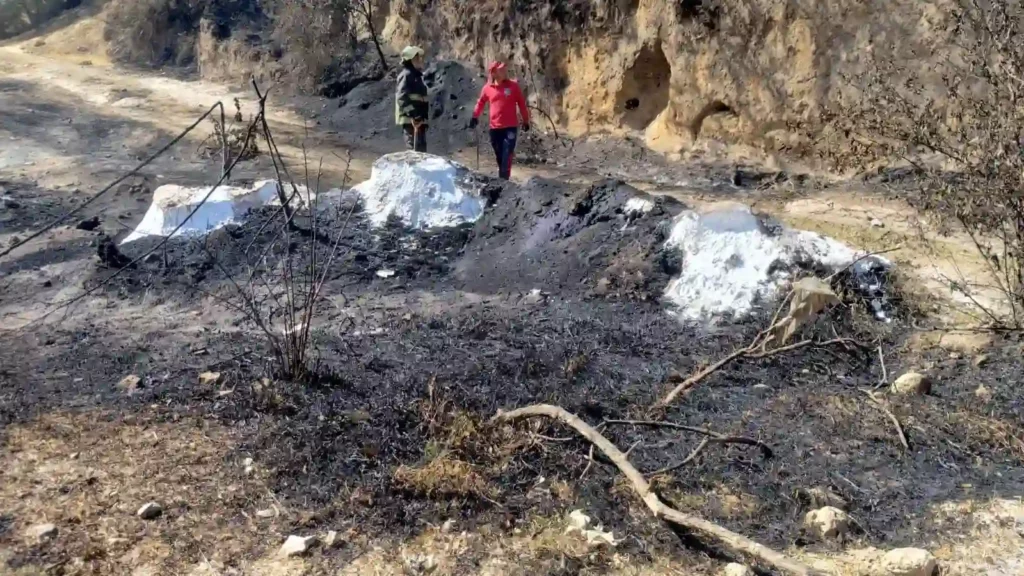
[472,79,530,130]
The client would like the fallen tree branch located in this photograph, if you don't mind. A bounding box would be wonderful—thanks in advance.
[657,337,860,407]
[492,404,820,576]
[875,345,888,390]
[651,438,710,476]
[861,390,909,451]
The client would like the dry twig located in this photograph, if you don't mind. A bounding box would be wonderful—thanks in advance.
[861,390,910,451]
[657,337,860,407]
[492,404,820,576]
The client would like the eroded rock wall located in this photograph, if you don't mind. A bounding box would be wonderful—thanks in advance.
[380,0,949,155]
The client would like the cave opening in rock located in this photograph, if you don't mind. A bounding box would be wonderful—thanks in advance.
[617,43,671,131]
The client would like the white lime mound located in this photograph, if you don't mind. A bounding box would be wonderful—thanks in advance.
[121,180,295,244]
[663,204,882,321]
[352,152,487,229]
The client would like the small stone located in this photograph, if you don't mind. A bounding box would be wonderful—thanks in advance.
[722,563,754,576]
[198,372,221,386]
[440,519,456,533]
[524,288,548,305]
[26,523,58,543]
[278,535,316,558]
[117,374,141,396]
[323,530,341,548]
[975,385,992,401]
[870,218,885,228]
[891,372,931,395]
[402,552,437,574]
[804,506,851,539]
[594,277,612,295]
[255,507,277,519]
[137,502,162,520]
[880,548,937,576]
[973,354,990,368]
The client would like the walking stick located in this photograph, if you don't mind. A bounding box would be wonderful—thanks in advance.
[475,127,480,171]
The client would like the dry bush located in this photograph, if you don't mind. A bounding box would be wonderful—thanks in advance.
[0,0,79,39]
[200,98,259,163]
[823,0,1024,329]
[104,0,206,66]
[261,0,351,92]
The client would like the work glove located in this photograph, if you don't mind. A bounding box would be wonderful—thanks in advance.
[468,117,479,130]
[522,122,531,132]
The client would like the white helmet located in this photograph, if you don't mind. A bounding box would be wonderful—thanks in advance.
[401,46,424,62]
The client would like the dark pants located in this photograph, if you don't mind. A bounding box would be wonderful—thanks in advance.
[402,124,428,152]
[489,127,518,180]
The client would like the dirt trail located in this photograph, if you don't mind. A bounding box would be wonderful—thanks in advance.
[0,44,377,187]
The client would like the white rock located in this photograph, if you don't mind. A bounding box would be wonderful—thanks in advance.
[566,509,590,532]
[117,374,141,395]
[624,197,655,214]
[137,502,162,520]
[375,269,396,278]
[870,218,885,228]
[524,288,548,305]
[198,372,222,386]
[891,372,931,395]
[880,548,937,576]
[278,535,316,558]
[26,523,58,543]
[722,563,754,576]
[565,509,617,546]
[804,506,851,539]
[975,385,992,401]
[323,530,340,548]
[255,508,277,519]
[402,552,437,573]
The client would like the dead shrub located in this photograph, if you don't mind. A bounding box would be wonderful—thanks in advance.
[0,0,78,39]
[261,0,351,92]
[104,0,207,67]
[823,0,1024,330]
[200,98,259,163]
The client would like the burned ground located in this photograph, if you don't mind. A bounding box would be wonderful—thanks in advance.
[3,166,1024,575]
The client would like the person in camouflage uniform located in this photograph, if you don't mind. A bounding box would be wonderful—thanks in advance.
[395,46,429,152]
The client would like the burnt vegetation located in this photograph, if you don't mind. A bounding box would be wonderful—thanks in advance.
[821,0,1024,330]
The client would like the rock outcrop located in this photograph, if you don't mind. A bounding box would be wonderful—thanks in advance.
[380,0,951,155]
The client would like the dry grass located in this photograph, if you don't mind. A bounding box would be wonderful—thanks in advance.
[943,411,1024,463]
[393,453,497,499]
[0,409,269,574]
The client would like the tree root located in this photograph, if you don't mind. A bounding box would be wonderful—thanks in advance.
[491,404,822,576]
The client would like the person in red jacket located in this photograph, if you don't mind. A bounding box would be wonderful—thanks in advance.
[469,61,531,180]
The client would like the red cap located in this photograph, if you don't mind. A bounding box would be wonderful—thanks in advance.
[488,61,506,75]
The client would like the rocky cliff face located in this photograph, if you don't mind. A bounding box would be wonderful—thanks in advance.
[380,0,949,156]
